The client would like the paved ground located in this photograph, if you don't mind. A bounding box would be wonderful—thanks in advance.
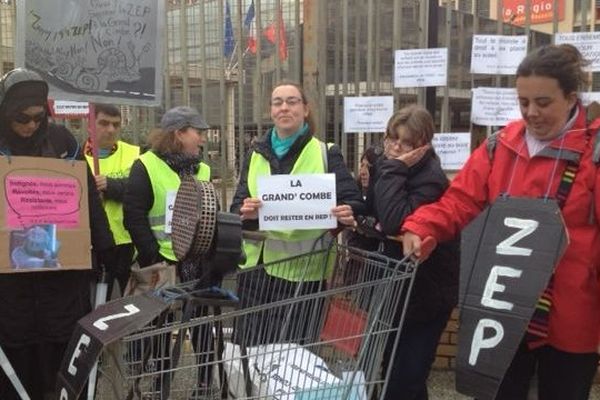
[428,369,600,400]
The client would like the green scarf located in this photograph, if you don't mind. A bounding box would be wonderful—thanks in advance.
[270,123,309,159]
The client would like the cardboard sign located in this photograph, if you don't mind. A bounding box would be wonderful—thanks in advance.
[432,133,471,170]
[0,156,91,273]
[394,48,448,88]
[471,87,521,127]
[17,0,164,106]
[555,32,600,72]
[470,35,528,75]
[257,174,337,231]
[56,293,171,399]
[343,96,394,133]
[456,197,567,399]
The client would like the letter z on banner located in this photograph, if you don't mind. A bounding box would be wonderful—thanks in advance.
[455,197,567,400]
[55,293,170,399]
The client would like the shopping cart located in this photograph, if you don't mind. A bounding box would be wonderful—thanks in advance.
[93,241,419,400]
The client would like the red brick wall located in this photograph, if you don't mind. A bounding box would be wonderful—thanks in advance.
[433,308,459,369]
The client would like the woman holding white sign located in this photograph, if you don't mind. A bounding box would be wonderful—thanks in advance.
[402,44,600,400]
[230,81,364,345]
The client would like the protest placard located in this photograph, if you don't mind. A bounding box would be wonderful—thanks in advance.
[502,0,565,26]
[16,0,164,106]
[0,156,91,273]
[471,87,521,127]
[257,174,337,231]
[394,48,448,88]
[470,35,527,75]
[343,96,394,133]
[555,32,600,72]
[432,133,471,170]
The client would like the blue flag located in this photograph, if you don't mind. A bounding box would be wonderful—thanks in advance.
[224,1,235,58]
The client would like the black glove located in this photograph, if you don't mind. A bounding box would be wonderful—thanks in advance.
[355,215,386,240]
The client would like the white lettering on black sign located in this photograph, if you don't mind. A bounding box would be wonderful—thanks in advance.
[93,303,140,330]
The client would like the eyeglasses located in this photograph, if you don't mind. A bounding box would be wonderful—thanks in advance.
[270,96,304,107]
[13,111,46,125]
[385,137,415,151]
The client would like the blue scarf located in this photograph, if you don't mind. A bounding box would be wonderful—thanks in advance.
[271,123,309,159]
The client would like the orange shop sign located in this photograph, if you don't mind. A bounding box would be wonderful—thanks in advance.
[502,0,565,25]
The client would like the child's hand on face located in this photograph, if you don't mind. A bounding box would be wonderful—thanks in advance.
[396,144,430,167]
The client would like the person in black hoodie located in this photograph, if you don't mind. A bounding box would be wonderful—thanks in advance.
[366,105,459,400]
[0,68,115,399]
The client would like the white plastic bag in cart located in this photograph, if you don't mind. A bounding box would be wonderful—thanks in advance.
[223,342,363,400]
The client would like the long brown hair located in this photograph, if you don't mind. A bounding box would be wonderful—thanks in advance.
[147,127,184,154]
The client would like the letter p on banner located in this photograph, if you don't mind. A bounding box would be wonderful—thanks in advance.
[455,197,567,399]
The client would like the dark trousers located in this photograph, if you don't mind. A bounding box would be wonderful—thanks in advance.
[494,341,599,400]
[106,243,135,298]
[383,309,452,400]
[0,342,71,400]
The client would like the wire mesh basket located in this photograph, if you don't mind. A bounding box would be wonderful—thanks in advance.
[95,242,418,400]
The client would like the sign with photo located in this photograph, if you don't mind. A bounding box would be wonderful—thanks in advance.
[394,48,448,88]
[343,96,394,133]
[470,35,528,75]
[16,0,164,106]
[0,156,91,273]
[471,87,521,127]
[432,133,471,170]
[257,174,337,231]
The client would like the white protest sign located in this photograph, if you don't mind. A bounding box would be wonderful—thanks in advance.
[51,100,89,117]
[580,92,600,106]
[257,174,337,231]
[164,190,176,234]
[471,87,521,126]
[394,48,448,88]
[432,133,471,170]
[470,35,528,75]
[555,32,600,72]
[343,96,394,133]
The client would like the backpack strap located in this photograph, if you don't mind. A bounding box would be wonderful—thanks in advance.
[486,130,502,161]
[588,118,600,165]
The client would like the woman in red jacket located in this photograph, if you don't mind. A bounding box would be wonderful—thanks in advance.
[402,44,600,400]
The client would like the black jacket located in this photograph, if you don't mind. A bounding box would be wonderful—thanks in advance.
[0,122,115,346]
[369,150,459,322]
[230,129,365,229]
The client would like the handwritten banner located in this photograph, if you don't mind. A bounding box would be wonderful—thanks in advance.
[257,174,337,231]
[16,0,164,106]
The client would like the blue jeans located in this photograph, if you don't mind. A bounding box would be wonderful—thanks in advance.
[383,309,452,400]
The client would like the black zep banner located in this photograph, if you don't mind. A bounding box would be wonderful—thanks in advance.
[455,197,567,400]
[55,293,171,399]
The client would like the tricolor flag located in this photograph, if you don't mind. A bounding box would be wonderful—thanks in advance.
[244,1,257,54]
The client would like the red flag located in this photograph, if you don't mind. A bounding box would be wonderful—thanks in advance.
[263,6,287,61]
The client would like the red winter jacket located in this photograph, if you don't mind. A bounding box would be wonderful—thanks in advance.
[403,105,600,353]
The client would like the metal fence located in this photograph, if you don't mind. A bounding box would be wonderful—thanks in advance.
[0,0,599,208]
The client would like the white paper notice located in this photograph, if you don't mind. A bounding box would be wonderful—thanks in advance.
[52,100,90,117]
[164,190,176,234]
[257,174,337,231]
[343,96,394,133]
[555,32,600,72]
[580,92,600,106]
[394,48,448,88]
[432,133,471,170]
[471,87,521,126]
[470,35,528,75]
